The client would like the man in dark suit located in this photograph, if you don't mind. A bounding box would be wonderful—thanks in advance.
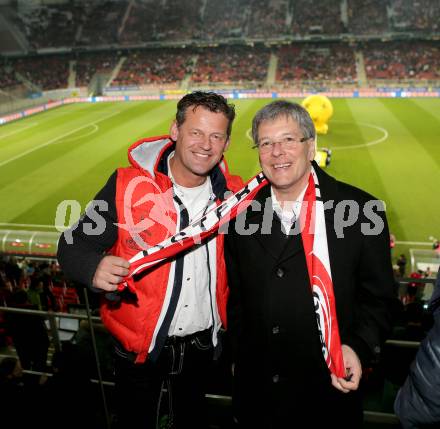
[224,100,395,428]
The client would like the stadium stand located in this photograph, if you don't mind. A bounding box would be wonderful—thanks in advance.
[111,48,194,87]
[276,43,357,86]
[78,1,126,46]
[17,2,85,49]
[10,55,70,91]
[247,0,290,38]
[0,63,21,90]
[290,0,344,35]
[74,51,121,88]
[0,2,439,427]
[363,41,440,82]
[191,46,271,85]
[0,251,436,428]
[347,0,389,34]
[389,0,440,33]
[1,0,437,49]
[2,38,437,94]
[0,0,437,98]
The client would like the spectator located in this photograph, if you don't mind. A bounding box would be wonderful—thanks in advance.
[404,270,424,304]
[433,239,440,257]
[397,254,407,278]
[394,268,440,428]
[27,276,44,311]
[5,289,49,374]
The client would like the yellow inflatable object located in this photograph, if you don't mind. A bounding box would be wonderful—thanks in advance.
[302,95,333,135]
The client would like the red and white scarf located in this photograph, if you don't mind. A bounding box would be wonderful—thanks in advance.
[119,167,345,377]
[300,168,345,377]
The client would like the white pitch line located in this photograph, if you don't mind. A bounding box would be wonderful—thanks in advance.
[0,222,67,230]
[0,122,39,140]
[331,121,389,150]
[57,124,99,144]
[246,128,253,142]
[395,241,433,246]
[0,110,120,168]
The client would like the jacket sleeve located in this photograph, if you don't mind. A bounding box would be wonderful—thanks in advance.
[394,270,440,428]
[343,203,397,365]
[57,171,118,288]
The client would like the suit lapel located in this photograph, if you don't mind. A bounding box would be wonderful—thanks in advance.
[245,185,304,263]
[244,185,279,261]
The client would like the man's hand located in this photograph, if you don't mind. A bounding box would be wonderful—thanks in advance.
[330,344,362,393]
[92,255,130,291]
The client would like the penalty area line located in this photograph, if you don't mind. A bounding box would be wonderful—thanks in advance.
[0,222,67,231]
[0,110,120,168]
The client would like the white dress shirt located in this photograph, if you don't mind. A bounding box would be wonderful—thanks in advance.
[271,185,307,234]
[166,153,218,337]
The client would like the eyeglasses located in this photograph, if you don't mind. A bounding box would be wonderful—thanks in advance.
[253,136,310,153]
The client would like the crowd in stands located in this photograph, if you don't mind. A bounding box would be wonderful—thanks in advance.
[192,46,270,84]
[112,49,194,87]
[247,0,289,38]
[1,249,437,427]
[276,43,357,85]
[0,56,69,91]
[78,1,126,46]
[0,64,22,90]
[119,1,156,44]
[389,0,439,32]
[1,39,439,93]
[8,0,440,50]
[363,41,440,81]
[291,0,345,36]
[0,38,439,93]
[202,0,247,40]
[0,256,79,313]
[158,0,203,41]
[12,55,70,91]
[0,247,438,427]
[347,0,389,34]
[17,2,84,49]
[0,255,103,427]
[75,51,121,88]
[0,1,438,95]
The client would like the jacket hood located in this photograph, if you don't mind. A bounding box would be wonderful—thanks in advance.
[128,135,172,178]
[127,135,242,199]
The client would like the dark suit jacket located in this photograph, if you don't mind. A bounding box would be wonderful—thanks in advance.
[224,162,395,427]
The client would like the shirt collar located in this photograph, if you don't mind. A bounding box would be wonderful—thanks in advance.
[271,184,308,224]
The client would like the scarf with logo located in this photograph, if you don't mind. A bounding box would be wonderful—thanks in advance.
[117,167,345,377]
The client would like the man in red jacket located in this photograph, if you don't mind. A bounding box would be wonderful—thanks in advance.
[57,91,242,428]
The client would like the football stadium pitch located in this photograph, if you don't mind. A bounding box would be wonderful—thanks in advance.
[0,98,439,259]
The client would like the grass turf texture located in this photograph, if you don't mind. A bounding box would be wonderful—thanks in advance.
[0,98,439,262]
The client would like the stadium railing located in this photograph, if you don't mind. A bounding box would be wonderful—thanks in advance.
[2,277,436,428]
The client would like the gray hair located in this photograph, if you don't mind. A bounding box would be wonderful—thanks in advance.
[251,100,316,144]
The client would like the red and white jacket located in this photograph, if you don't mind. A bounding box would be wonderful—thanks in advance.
[100,136,243,363]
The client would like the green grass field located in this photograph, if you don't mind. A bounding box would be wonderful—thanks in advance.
[0,98,439,261]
